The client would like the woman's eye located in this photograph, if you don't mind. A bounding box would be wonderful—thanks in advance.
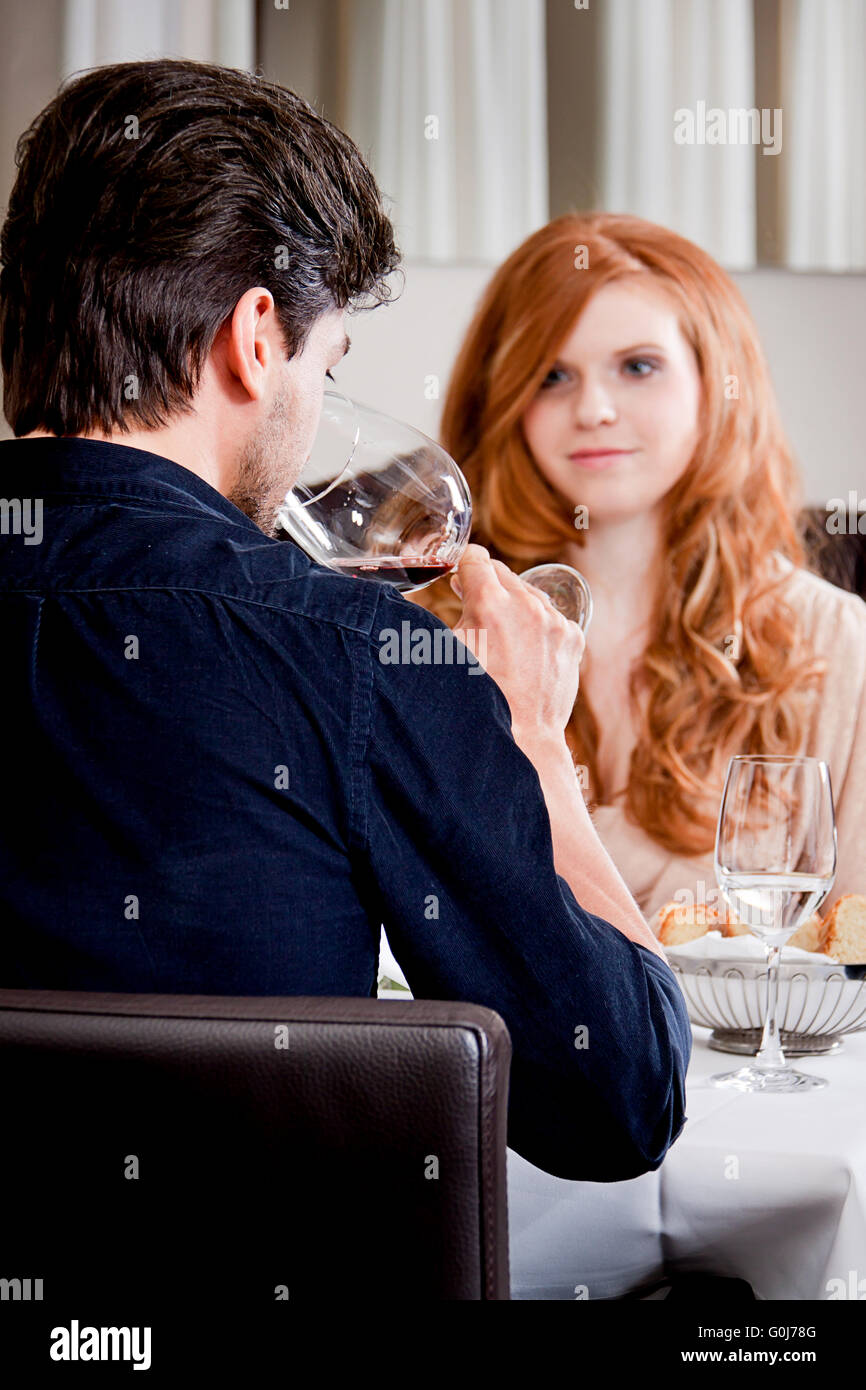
[540,367,570,389]
[623,358,657,376]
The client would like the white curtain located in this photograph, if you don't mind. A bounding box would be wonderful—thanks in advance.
[780,0,866,271]
[61,0,255,78]
[342,0,548,262]
[600,0,756,269]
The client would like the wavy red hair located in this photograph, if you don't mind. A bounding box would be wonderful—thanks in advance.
[413,212,826,854]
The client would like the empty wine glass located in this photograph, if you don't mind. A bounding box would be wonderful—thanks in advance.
[278,391,593,626]
[710,755,837,1092]
[519,563,593,631]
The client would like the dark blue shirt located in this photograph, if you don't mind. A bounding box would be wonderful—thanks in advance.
[0,436,691,1180]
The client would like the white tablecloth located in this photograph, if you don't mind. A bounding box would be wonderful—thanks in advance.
[508,1025,866,1300]
[377,928,866,1300]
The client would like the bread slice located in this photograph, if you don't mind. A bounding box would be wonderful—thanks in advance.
[721,917,753,937]
[657,901,720,946]
[788,912,824,953]
[820,895,866,964]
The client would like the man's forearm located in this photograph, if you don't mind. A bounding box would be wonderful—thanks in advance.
[513,728,669,961]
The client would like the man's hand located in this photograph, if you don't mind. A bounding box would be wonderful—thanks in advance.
[451,544,584,741]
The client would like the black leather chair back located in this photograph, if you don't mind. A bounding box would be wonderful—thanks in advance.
[0,991,511,1304]
[801,507,866,599]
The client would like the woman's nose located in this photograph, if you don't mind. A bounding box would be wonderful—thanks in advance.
[573,382,617,429]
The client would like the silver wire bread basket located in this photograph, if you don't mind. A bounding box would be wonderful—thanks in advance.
[666,952,866,1055]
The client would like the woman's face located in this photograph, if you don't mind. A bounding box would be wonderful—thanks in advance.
[521,279,703,523]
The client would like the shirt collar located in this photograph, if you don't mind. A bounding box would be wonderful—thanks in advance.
[0,435,265,533]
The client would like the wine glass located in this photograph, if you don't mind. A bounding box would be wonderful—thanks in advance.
[277,392,472,592]
[710,755,837,1092]
[293,385,360,506]
[519,563,593,631]
[278,391,593,626]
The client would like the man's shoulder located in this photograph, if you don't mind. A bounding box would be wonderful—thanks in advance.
[145,527,464,644]
[0,432,466,649]
[168,526,387,637]
[1,489,396,639]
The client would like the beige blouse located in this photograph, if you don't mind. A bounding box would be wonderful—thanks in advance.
[589,558,866,931]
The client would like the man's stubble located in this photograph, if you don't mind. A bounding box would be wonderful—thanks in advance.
[227,376,306,537]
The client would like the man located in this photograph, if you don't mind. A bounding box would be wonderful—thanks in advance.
[0,58,690,1182]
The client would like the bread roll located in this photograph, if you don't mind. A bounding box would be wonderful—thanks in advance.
[658,900,830,953]
[721,917,752,937]
[820,895,866,964]
[657,901,720,946]
[788,912,824,953]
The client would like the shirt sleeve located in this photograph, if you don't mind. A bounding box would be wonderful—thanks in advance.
[350,592,692,1182]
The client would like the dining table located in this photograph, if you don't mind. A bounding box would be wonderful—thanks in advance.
[506,1022,866,1300]
[377,927,866,1300]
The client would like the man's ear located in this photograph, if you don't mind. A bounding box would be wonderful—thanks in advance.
[224,287,278,402]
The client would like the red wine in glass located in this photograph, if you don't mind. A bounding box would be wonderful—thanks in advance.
[328,555,453,591]
[328,555,593,624]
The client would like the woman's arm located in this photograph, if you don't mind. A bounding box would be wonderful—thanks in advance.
[451,546,667,960]
[512,728,669,960]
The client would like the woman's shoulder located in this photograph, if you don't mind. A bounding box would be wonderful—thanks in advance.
[768,552,866,638]
[762,556,866,720]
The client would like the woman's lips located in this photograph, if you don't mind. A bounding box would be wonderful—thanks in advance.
[568,448,636,471]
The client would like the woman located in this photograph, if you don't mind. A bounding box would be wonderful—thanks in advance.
[412,212,866,927]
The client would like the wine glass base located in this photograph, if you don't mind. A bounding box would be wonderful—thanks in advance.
[709,1065,827,1093]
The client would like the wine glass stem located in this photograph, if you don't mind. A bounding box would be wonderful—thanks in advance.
[754,941,786,1071]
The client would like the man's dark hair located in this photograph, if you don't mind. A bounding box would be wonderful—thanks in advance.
[0,58,401,437]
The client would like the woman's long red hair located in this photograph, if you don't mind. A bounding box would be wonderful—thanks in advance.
[413,212,825,854]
